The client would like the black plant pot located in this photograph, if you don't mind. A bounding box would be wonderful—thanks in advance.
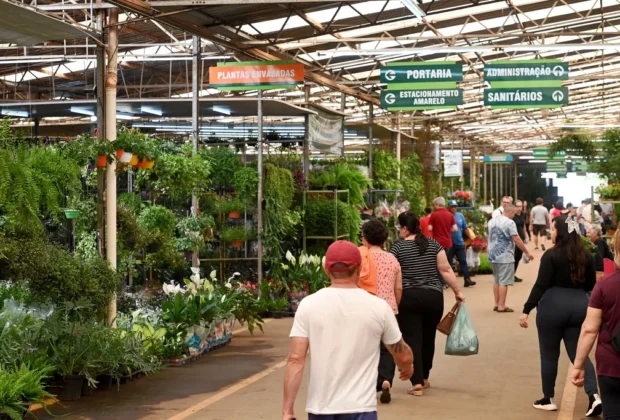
[273,311,284,319]
[96,375,113,391]
[60,375,84,401]
[81,380,95,396]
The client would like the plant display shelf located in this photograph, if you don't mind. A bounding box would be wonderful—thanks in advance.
[163,332,233,367]
[369,189,405,250]
[302,189,350,252]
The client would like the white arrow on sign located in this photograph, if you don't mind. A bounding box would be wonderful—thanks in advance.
[552,65,565,77]
[552,90,564,102]
[385,69,396,81]
[384,93,396,105]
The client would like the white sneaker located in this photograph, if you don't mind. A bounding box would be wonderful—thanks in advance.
[586,393,603,417]
[534,397,558,411]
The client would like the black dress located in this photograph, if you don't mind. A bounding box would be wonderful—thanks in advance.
[513,213,526,271]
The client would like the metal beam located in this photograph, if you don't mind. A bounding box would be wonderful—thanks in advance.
[147,0,343,5]
[106,0,380,105]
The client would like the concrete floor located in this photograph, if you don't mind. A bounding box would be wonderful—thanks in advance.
[35,246,594,420]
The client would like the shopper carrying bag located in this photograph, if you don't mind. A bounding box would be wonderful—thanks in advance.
[445,304,479,356]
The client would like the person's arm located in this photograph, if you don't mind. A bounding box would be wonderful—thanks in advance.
[381,306,413,380]
[520,252,553,327]
[428,215,434,232]
[571,306,603,387]
[282,337,309,420]
[437,246,465,302]
[512,235,533,259]
[394,268,403,306]
[451,214,458,232]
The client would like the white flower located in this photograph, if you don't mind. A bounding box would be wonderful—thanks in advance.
[321,256,326,266]
[190,267,200,275]
[227,272,241,282]
[186,282,197,296]
[314,255,322,266]
[163,281,185,296]
[281,263,289,271]
[290,256,297,266]
[285,250,293,262]
[221,295,227,303]
[210,270,217,281]
[300,254,309,265]
[224,282,232,289]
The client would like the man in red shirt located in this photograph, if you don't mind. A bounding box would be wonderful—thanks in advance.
[419,207,432,237]
[428,197,457,250]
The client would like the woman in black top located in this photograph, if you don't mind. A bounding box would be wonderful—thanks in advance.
[523,200,532,242]
[519,214,602,416]
[588,224,614,271]
[388,211,465,397]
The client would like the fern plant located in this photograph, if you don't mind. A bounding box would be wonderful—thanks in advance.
[0,364,56,420]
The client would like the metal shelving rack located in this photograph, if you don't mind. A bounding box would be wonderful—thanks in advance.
[303,189,350,252]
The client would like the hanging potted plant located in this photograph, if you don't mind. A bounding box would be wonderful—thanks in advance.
[114,130,136,164]
[93,141,115,168]
[132,133,160,169]
[221,226,252,248]
[216,198,245,220]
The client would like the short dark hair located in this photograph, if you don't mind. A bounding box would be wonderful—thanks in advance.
[362,219,389,246]
[536,197,543,205]
[424,207,432,215]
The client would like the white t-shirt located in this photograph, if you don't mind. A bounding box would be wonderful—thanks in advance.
[289,287,402,415]
[530,205,549,226]
[492,207,503,218]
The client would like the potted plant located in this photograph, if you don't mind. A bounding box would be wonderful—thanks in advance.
[232,167,259,207]
[595,184,620,200]
[132,133,160,169]
[93,140,116,168]
[114,130,137,163]
[220,226,252,248]
[270,296,290,319]
[0,365,57,419]
[216,198,245,220]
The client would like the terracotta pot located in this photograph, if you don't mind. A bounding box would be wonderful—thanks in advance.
[115,149,124,159]
[140,159,154,169]
[231,240,244,248]
[96,155,107,168]
[228,211,241,219]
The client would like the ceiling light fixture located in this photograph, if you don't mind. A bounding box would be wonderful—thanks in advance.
[1,109,28,117]
[141,106,162,116]
[399,0,426,19]
[70,107,95,116]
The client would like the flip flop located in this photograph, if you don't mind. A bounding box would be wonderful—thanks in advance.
[408,387,424,396]
[493,307,498,311]
[497,307,515,313]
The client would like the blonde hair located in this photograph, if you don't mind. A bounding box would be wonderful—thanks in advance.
[615,230,620,267]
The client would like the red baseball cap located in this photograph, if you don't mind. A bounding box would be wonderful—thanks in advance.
[324,241,361,272]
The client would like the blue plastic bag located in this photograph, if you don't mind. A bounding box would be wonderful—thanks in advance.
[445,303,479,356]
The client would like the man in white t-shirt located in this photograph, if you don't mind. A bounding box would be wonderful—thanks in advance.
[282,241,414,420]
[492,196,513,218]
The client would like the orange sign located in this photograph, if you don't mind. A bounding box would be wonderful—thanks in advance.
[210,62,304,89]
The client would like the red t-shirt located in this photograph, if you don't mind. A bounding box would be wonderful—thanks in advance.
[429,207,456,249]
[589,270,620,378]
[420,215,432,237]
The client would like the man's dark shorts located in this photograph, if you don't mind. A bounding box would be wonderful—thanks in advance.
[532,224,547,236]
[308,412,378,420]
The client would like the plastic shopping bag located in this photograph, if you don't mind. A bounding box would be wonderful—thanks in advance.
[445,303,479,356]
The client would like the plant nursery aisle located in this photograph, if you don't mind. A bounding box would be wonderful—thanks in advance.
[34,248,592,420]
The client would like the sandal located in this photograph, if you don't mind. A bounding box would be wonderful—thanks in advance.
[497,307,514,313]
[493,307,498,311]
[423,380,431,389]
[408,386,424,396]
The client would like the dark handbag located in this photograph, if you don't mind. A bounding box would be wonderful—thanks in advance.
[437,302,461,335]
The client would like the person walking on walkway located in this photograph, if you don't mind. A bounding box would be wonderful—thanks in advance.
[572,229,620,420]
[429,197,457,287]
[488,204,533,312]
[520,214,602,416]
[420,207,432,237]
[588,224,614,272]
[531,197,550,251]
[447,201,476,287]
[523,200,532,242]
[358,220,404,403]
[550,201,564,220]
[389,211,465,397]
[513,200,527,283]
[492,196,513,218]
[282,241,413,420]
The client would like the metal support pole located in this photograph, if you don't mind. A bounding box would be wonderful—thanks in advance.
[257,90,264,285]
[514,161,518,200]
[106,8,119,327]
[340,92,345,158]
[303,84,310,185]
[396,113,401,180]
[495,164,499,206]
[33,118,39,138]
[368,103,374,180]
[191,35,200,269]
[127,170,133,287]
[483,162,487,205]
[96,9,106,258]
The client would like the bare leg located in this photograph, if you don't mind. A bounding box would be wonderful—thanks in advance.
[498,285,509,310]
[533,233,539,248]
[493,282,499,308]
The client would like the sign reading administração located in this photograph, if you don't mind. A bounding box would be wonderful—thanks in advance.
[533,148,566,159]
[380,63,462,84]
[484,61,569,82]
[381,89,463,109]
[210,61,304,90]
[484,87,568,108]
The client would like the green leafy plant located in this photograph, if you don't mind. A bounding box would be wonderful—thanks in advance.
[220,226,253,243]
[151,153,211,201]
[0,364,56,420]
[595,184,620,200]
[216,198,245,215]
[549,130,598,161]
[310,163,371,206]
[139,205,176,241]
[232,166,259,206]
[592,129,620,183]
[372,151,402,190]
[201,147,240,189]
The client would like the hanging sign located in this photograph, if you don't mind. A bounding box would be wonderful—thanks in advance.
[571,160,589,172]
[307,105,344,156]
[380,63,463,83]
[484,87,569,108]
[209,61,304,90]
[484,61,569,82]
[532,148,566,160]
[443,150,463,177]
[483,155,513,163]
[381,89,463,109]
[546,161,567,174]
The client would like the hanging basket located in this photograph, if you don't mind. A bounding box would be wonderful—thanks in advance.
[228,211,241,220]
[64,209,80,219]
[231,240,244,248]
[137,158,154,169]
[96,155,107,168]
[130,155,139,166]
[119,150,134,163]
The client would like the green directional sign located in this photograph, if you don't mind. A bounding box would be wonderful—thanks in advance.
[485,60,569,82]
[533,148,566,160]
[571,160,589,172]
[484,87,568,108]
[380,63,462,84]
[381,89,463,110]
[546,161,567,173]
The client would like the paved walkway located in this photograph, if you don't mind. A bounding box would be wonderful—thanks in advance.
[36,246,593,420]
